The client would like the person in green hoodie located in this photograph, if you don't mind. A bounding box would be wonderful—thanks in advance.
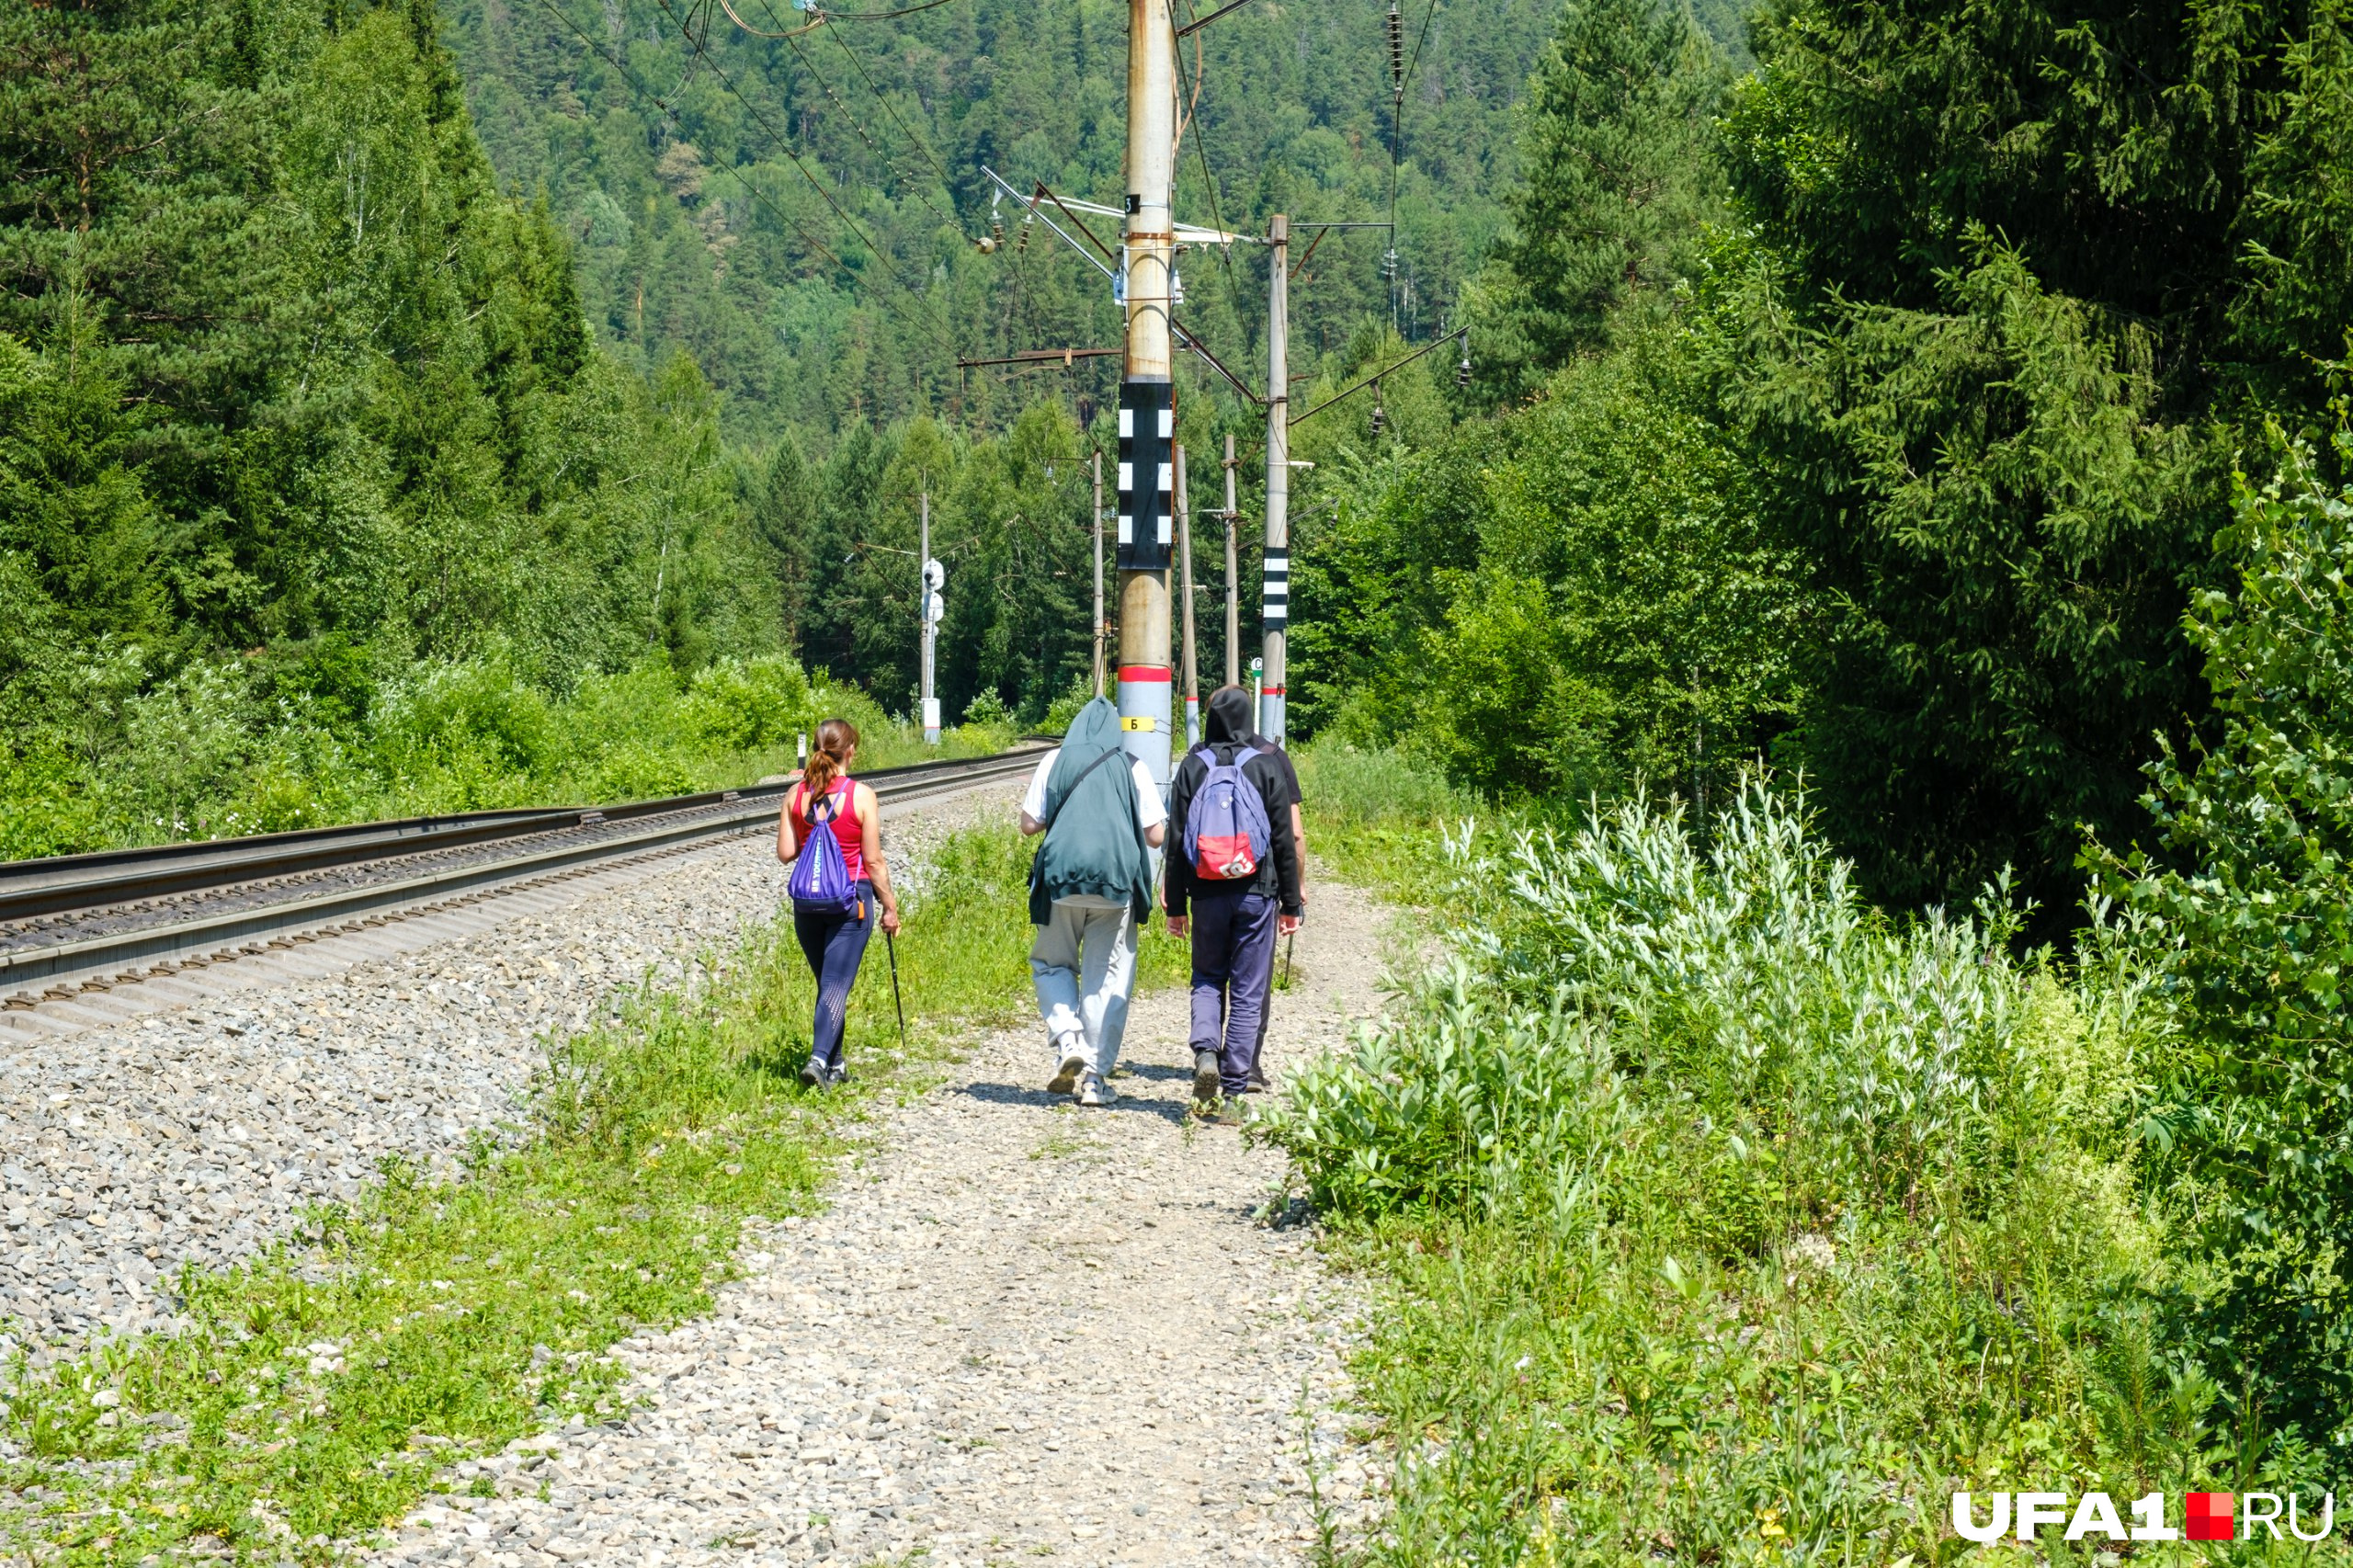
[1019,697,1168,1106]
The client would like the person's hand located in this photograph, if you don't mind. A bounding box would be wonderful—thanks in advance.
[881,903,903,937]
[1166,915,1188,937]
[1279,913,1302,937]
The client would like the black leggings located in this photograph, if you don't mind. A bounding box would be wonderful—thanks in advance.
[793,881,875,1067]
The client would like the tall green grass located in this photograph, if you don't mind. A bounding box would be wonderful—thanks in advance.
[1264,772,2334,1565]
[1,820,1161,1565]
[1294,744,1474,896]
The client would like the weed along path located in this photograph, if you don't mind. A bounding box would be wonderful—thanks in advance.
[373,872,1393,1568]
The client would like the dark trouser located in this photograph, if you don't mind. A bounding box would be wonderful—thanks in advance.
[793,880,875,1068]
[1188,888,1279,1094]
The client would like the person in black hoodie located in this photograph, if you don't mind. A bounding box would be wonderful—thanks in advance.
[1165,686,1304,1108]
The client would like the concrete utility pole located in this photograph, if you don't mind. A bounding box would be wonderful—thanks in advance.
[1222,433,1239,688]
[1261,214,1290,744]
[1115,0,1177,788]
[1092,449,1106,699]
[919,491,940,744]
[1177,445,1199,747]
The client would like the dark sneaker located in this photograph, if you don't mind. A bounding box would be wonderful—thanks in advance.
[799,1056,828,1090]
[825,1062,853,1088]
[1047,1050,1086,1096]
[1192,1050,1222,1104]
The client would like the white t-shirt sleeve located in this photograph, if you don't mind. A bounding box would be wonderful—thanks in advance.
[1131,759,1168,833]
[1021,751,1059,821]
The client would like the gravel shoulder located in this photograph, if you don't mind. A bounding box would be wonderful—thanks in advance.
[371,868,1396,1568]
[0,786,1014,1355]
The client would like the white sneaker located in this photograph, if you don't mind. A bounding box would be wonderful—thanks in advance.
[1046,1047,1086,1096]
[1077,1073,1115,1107]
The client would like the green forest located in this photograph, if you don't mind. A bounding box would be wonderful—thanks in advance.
[12,0,2353,1543]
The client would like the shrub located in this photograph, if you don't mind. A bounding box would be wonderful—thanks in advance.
[2098,427,2353,1440]
[372,654,554,782]
[1262,778,2193,1564]
[680,653,814,750]
[117,660,263,839]
[1267,781,2154,1226]
[1038,673,1093,734]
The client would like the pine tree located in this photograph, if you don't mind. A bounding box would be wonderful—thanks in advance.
[1465,0,1728,398]
[1724,0,2353,918]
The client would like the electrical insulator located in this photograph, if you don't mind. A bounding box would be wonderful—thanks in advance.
[1016,211,1033,254]
[991,211,1005,246]
[1387,1,1404,86]
[1370,385,1387,438]
[1457,347,1471,389]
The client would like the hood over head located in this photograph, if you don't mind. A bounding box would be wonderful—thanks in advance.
[1205,685,1254,744]
[1060,694,1123,761]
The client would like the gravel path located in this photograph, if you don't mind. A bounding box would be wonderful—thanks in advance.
[0,786,1017,1357]
[371,872,1394,1568]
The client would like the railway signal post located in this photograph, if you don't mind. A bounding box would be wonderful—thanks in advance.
[1261,214,1290,745]
[1116,0,1177,790]
[920,491,942,744]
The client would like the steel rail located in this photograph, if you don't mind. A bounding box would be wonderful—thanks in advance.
[0,747,1045,1001]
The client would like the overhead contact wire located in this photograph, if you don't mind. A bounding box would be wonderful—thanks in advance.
[775,15,961,232]
[824,24,962,200]
[654,0,961,346]
[530,0,874,304]
[1169,0,1243,336]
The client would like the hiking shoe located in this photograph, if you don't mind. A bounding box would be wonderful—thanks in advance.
[825,1062,853,1088]
[798,1056,828,1090]
[1077,1073,1114,1107]
[1046,1049,1086,1096]
[1192,1050,1222,1104]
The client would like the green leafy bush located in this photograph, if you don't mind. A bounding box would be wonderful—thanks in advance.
[1260,777,2209,1563]
[2099,428,2353,1439]
[679,654,815,751]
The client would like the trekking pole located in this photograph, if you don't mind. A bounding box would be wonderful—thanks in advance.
[1282,933,1295,990]
[884,928,907,1048]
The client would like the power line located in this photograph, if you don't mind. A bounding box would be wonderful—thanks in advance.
[1168,0,1244,355]
[653,0,961,346]
[716,0,965,32]
[824,23,962,209]
[531,0,861,289]
[1383,0,1439,325]
[757,0,962,233]
[533,0,956,352]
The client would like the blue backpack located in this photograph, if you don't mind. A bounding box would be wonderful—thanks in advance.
[1183,744,1273,881]
[788,781,862,916]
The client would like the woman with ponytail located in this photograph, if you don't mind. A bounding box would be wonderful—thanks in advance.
[776,718,900,1087]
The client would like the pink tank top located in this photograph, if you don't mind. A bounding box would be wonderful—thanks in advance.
[790,778,864,881]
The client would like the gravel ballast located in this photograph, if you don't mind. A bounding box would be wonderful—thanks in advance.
[0,785,1017,1354]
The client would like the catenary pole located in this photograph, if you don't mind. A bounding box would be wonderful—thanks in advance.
[1222,432,1239,687]
[1116,0,1177,789]
[1092,449,1106,699]
[919,490,938,744]
[1261,214,1290,744]
[1178,445,1199,746]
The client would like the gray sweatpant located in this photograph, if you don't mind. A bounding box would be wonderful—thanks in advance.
[1029,897,1138,1074]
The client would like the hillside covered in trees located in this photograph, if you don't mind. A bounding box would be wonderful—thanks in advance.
[0,0,1565,857]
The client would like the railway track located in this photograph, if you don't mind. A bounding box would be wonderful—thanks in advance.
[0,745,1045,1010]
